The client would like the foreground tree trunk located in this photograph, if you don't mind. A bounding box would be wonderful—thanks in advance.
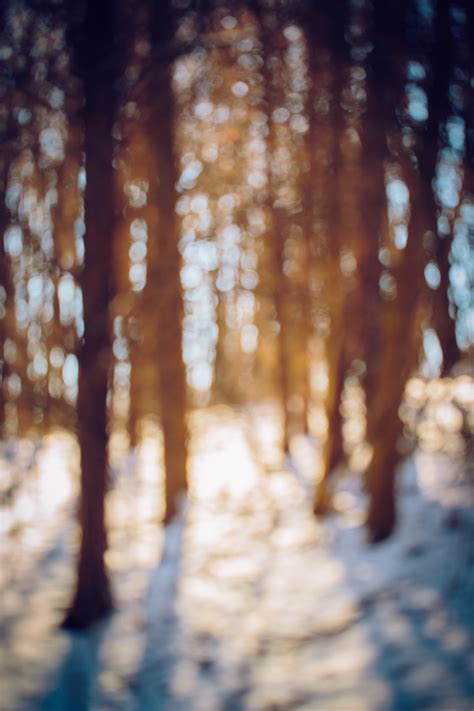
[63,0,118,629]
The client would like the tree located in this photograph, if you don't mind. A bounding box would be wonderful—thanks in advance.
[254,1,294,455]
[0,180,10,438]
[304,0,349,514]
[0,124,12,439]
[146,0,189,522]
[365,0,452,541]
[63,0,119,628]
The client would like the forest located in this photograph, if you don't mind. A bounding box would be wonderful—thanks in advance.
[0,0,473,709]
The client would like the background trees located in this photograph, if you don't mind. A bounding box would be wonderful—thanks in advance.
[1,0,472,626]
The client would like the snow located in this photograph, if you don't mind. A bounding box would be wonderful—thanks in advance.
[0,406,473,711]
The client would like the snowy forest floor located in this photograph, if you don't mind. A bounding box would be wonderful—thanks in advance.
[0,402,473,711]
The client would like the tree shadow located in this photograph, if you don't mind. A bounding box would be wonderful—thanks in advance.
[285,447,474,709]
[37,623,107,711]
[130,512,186,711]
[338,497,474,709]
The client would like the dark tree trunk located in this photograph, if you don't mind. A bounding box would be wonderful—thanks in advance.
[63,0,119,629]
[365,0,451,541]
[127,331,141,449]
[365,158,426,540]
[357,3,392,417]
[434,235,460,376]
[426,0,459,376]
[356,0,407,541]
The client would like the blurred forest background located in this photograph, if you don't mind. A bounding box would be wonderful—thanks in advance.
[1,0,473,655]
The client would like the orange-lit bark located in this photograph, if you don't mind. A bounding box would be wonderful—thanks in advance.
[314,345,346,513]
[45,114,81,430]
[267,38,293,451]
[0,166,10,439]
[298,9,318,439]
[304,0,348,513]
[119,52,161,443]
[147,0,188,522]
[299,280,313,436]
[0,11,11,439]
[255,5,293,455]
[272,237,292,455]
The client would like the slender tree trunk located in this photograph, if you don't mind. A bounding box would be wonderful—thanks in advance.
[127,332,141,448]
[434,235,460,375]
[273,237,292,455]
[427,0,459,376]
[300,277,313,436]
[303,0,348,512]
[147,0,188,522]
[0,169,10,439]
[255,6,293,455]
[0,11,13,440]
[63,0,118,629]
[358,134,387,416]
[213,293,230,402]
[298,13,318,438]
[314,345,346,512]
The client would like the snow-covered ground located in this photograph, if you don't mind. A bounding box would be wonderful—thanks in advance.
[0,398,473,711]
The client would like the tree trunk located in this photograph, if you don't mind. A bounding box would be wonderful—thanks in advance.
[1,95,17,438]
[314,345,346,513]
[426,0,459,376]
[0,169,10,439]
[358,0,406,540]
[63,0,118,629]
[434,235,460,376]
[366,0,450,541]
[273,241,292,455]
[365,176,425,539]
[255,5,293,455]
[147,0,188,522]
[302,0,348,512]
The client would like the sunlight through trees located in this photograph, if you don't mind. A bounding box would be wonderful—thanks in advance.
[0,0,473,630]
